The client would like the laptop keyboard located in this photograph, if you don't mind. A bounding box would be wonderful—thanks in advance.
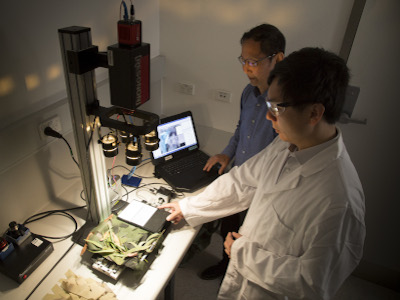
[163,151,209,175]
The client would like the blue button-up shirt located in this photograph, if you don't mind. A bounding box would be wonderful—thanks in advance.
[221,84,277,167]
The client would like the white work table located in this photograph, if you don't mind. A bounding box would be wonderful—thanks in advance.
[0,124,231,300]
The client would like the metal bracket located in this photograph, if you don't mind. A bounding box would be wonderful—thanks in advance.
[339,113,367,125]
[88,103,159,136]
[67,46,109,75]
[339,85,367,125]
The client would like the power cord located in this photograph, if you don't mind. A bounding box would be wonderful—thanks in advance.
[44,126,80,169]
[23,206,86,241]
[108,162,155,179]
[43,124,95,223]
[40,126,94,241]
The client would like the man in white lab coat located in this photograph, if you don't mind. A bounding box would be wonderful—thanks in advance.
[160,47,365,300]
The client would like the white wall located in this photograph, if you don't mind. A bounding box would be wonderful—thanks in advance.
[159,0,400,287]
[0,0,161,231]
[160,0,353,131]
[0,0,160,129]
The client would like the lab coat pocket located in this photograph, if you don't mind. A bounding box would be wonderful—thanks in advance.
[262,205,295,256]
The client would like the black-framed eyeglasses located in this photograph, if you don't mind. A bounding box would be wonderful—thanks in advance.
[266,100,298,117]
[238,53,276,67]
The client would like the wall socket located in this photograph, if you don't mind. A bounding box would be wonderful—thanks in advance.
[178,82,195,95]
[215,89,232,102]
[38,115,62,140]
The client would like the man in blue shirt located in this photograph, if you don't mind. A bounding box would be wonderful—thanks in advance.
[201,24,286,280]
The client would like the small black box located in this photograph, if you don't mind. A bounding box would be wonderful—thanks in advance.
[0,234,53,283]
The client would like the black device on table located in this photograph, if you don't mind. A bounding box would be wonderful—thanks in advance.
[0,222,53,284]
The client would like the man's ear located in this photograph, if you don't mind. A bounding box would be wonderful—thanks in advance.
[275,52,285,63]
[309,103,325,125]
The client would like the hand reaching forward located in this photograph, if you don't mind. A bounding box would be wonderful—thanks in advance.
[158,202,184,224]
[203,154,230,175]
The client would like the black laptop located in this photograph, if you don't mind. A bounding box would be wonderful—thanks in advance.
[151,111,220,192]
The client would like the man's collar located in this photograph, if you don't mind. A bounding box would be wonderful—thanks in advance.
[252,85,268,98]
[288,128,340,165]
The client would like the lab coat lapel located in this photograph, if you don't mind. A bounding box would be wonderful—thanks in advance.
[265,132,343,194]
[261,146,301,193]
[268,166,302,194]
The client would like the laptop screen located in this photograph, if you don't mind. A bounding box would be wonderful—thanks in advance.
[152,114,198,160]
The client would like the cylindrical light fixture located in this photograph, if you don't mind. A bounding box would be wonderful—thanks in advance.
[144,130,159,151]
[119,130,133,144]
[126,137,142,166]
[100,133,119,157]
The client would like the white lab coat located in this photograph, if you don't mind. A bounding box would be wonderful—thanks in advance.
[180,129,365,300]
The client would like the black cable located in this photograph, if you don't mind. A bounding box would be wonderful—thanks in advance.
[136,160,153,172]
[120,185,136,198]
[120,182,181,199]
[41,126,93,238]
[121,113,129,124]
[80,190,86,201]
[23,206,86,223]
[61,136,79,168]
[29,213,77,240]
[23,206,86,240]
[44,126,80,169]
[109,161,155,179]
[86,122,95,152]
[130,1,134,18]
[109,165,130,173]
[122,185,129,201]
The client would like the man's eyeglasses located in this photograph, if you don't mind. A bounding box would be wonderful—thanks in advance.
[238,53,276,67]
[266,100,297,117]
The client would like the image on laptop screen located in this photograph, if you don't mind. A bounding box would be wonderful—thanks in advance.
[152,116,198,160]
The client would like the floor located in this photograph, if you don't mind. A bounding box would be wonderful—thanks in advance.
[157,233,400,300]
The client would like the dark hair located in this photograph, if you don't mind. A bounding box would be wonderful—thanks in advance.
[268,47,349,124]
[241,24,286,56]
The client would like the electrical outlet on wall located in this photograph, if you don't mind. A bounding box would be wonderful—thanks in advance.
[178,82,195,95]
[38,115,62,140]
[215,89,232,103]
